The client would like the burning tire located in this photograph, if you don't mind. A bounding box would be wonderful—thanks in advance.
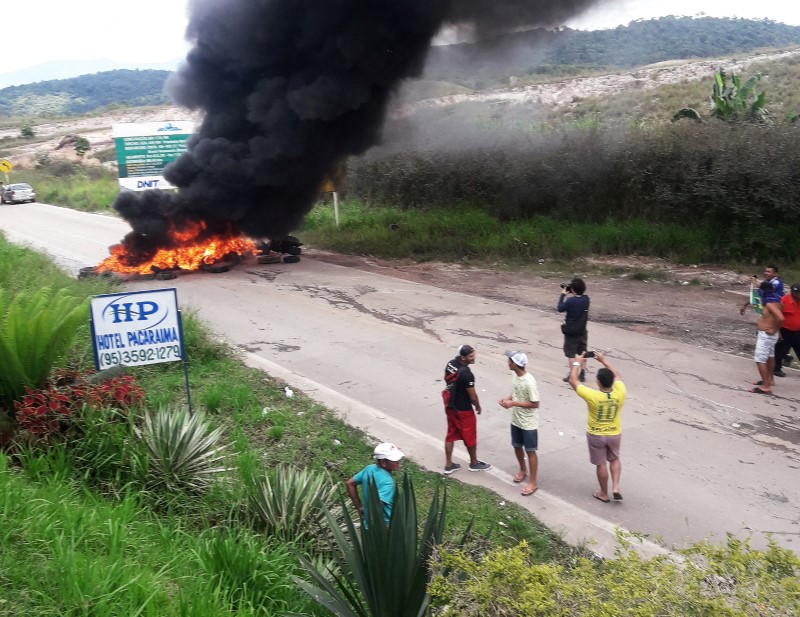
[200,262,231,273]
[78,266,98,279]
[282,255,300,264]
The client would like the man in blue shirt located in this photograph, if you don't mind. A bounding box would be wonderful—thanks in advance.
[346,442,404,528]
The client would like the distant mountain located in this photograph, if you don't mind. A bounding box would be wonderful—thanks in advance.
[424,16,800,88]
[0,58,181,89]
[0,70,172,117]
[5,16,800,117]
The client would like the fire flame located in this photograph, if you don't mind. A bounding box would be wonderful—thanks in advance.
[96,220,257,276]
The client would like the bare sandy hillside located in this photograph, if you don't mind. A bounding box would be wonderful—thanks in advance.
[400,47,800,112]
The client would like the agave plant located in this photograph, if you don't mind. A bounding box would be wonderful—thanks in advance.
[293,472,447,617]
[0,287,87,409]
[134,407,228,492]
[248,465,340,550]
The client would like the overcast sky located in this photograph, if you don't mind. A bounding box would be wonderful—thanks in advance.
[5,0,799,74]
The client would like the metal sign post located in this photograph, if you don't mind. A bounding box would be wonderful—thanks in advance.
[333,191,339,227]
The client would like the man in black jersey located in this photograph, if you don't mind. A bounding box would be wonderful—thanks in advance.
[442,344,491,474]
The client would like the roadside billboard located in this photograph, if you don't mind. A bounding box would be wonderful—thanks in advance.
[112,121,194,191]
[90,288,185,371]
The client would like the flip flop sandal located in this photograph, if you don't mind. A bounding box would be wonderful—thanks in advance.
[521,487,538,496]
[749,387,771,395]
[513,472,526,483]
[593,492,610,503]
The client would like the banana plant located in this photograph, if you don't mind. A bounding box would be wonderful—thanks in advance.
[673,69,772,124]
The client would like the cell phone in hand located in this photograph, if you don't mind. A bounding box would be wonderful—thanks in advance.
[584,351,595,358]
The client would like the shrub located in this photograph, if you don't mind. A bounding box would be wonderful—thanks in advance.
[0,287,88,410]
[74,136,90,157]
[134,407,228,493]
[296,473,448,617]
[247,465,339,550]
[428,533,800,616]
[11,371,146,448]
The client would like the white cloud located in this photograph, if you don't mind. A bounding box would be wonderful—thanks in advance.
[5,0,190,72]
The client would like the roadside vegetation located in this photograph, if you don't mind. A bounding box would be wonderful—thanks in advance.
[0,234,571,614]
[10,160,119,211]
[2,233,799,614]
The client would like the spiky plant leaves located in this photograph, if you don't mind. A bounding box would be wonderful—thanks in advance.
[0,287,87,408]
[134,408,228,493]
[294,472,447,617]
[247,465,339,549]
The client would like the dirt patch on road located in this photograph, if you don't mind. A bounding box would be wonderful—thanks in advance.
[305,249,772,358]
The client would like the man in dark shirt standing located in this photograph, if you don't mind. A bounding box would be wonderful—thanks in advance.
[443,344,491,474]
[558,278,590,383]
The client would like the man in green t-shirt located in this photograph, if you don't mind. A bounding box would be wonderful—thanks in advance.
[498,351,540,496]
[568,352,626,504]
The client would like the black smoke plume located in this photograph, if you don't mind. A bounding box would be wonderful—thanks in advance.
[111,0,605,264]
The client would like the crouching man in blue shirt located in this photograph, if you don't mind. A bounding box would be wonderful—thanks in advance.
[346,442,404,528]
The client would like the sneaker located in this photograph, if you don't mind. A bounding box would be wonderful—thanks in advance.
[579,370,586,383]
[443,463,461,475]
[468,461,492,472]
[774,369,786,378]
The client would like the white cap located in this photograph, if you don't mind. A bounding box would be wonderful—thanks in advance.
[373,442,404,462]
[504,350,528,367]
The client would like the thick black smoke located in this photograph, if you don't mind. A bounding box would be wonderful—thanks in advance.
[112,0,604,263]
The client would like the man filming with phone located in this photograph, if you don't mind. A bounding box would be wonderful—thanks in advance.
[558,277,589,382]
[568,351,626,504]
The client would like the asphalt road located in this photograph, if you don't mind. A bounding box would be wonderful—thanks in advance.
[2,202,798,558]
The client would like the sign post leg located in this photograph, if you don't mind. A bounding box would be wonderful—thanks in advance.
[333,191,339,228]
[182,357,194,416]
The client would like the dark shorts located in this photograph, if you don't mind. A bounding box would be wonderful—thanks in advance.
[510,425,538,452]
[586,432,621,465]
[563,332,588,358]
[445,408,477,448]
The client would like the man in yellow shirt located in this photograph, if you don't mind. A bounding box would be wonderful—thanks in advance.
[568,351,626,503]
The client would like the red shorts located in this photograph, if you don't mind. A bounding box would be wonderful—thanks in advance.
[445,408,477,448]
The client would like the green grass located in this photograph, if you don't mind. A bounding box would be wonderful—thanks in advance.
[10,166,120,212]
[0,455,320,616]
[302,200,713,264]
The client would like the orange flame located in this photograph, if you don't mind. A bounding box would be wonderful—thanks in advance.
[96,220,257,276]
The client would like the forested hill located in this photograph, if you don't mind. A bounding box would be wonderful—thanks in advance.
[3,16,800,117]
[424,16,800,88]
[0,69,170,117]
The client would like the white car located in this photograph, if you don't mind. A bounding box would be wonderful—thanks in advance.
[1,183,36,204]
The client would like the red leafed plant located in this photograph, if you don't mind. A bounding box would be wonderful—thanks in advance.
[12,371,146,442]
[14,386,72,436]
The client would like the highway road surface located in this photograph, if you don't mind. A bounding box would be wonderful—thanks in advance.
[2,202,798,558]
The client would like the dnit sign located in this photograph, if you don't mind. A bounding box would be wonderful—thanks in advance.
[90,288,185,370]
